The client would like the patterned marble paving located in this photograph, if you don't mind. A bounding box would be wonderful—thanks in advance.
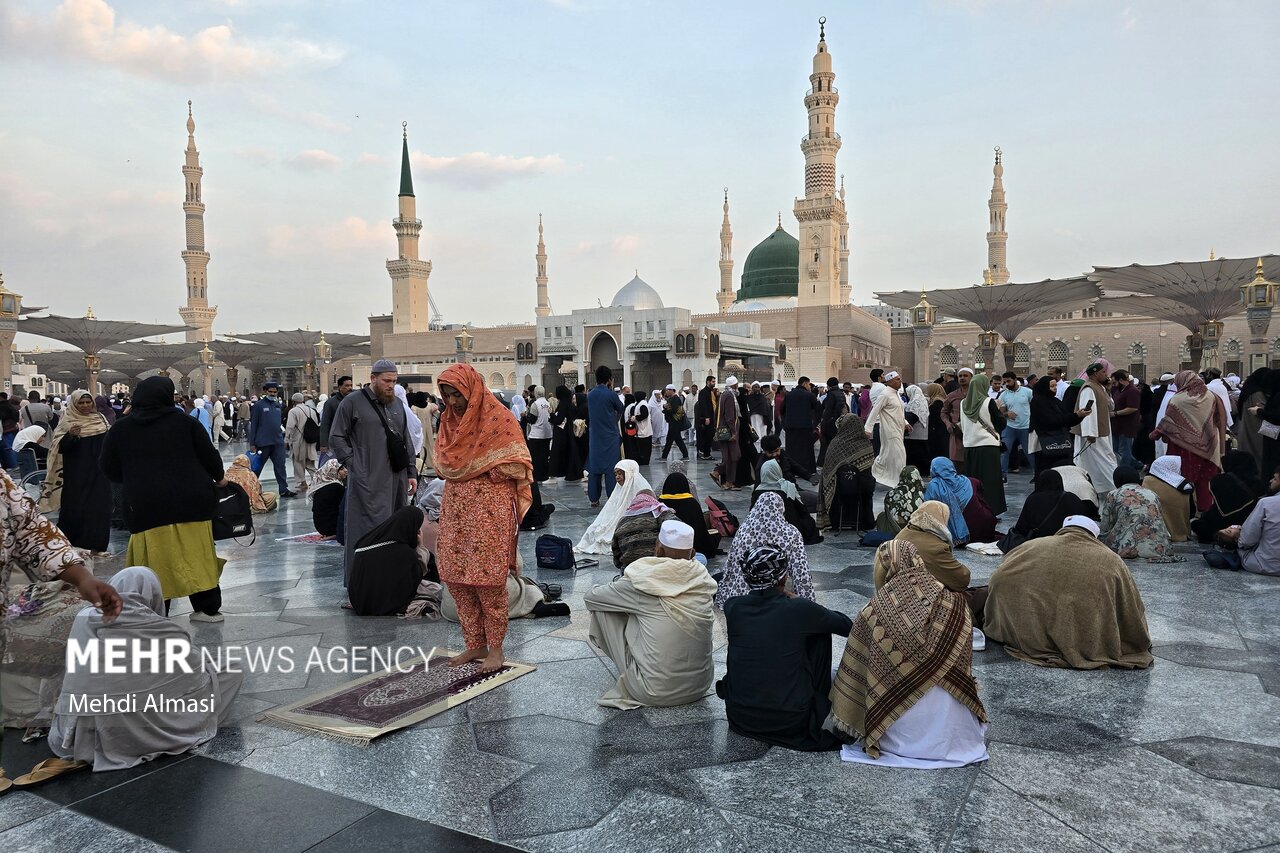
[3,444,1279,852]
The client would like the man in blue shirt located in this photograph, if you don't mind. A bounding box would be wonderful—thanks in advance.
[248,381,296,498]
[996,372,1033,477]
[585,365,624,507]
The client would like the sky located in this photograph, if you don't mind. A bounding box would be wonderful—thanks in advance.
[2,0,1277,349]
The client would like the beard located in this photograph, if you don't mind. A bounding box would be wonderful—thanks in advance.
[374,385,395,405]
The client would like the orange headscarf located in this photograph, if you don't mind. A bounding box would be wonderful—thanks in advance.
[433,363,534,521]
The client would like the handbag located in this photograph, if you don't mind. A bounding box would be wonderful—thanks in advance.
[534,534,598,570]
[363,389,412,473]
[714,426,733,443]
[212,482,254,542]
[1260,421,1280,440]
[704,497,739,537]
[1037,427,1073,456]
[572,418,587,438]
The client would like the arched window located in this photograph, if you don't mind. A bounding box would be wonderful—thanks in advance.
[675,336,685,354]
[781,361,797,381]
[1047,341,1069,368]
[1087,344,1105,359]
[938,345,959,369]
[1224,338,1241,356]
[1013,342,1031,368]
[507,372,516,387]
[489,372,504,387]
[1127,342,1147,362]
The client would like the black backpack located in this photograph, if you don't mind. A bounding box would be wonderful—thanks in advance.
[301,409,320,444]
[212,482,254,542]
[534,534,597,570]
[837,464,862,497]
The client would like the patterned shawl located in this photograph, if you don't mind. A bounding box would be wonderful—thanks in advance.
[307,459,345,505]
[828,540,985,758]
[1157,370,1222,467]
[905,385,930,426]
[713,492,813,609]
[926,383,947,406]
[923,458,971,543]
[434,363,533,522]
[818,413,874,517]
[884,466,925,530]
[40,389,110,513]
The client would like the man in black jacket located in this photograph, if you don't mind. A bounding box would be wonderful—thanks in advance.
[659,384,690,460]
[318,375,354,462]
[780,377,821,480]
[816,377,848,467]
[693,376,717,460]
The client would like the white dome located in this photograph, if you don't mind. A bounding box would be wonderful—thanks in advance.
[610,275,665,311]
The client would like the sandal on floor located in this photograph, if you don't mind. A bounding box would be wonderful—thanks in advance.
[12,758,90,788]
[709,470,722,487]
[0,769,12,796]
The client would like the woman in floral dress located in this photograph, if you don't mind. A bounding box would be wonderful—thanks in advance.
[1099,469,1181,563]
[433,364,533,673]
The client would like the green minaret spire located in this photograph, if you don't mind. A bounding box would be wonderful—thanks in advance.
[399,122,414,197]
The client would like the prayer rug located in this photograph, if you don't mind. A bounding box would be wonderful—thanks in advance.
[258,648,535,745]
[276,532,342,546]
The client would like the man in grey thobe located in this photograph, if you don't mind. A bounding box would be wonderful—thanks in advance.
[328,359,412,586]
[584,520,717,709]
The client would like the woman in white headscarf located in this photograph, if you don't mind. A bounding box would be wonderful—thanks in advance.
[393,384,424,457]
[904,385,931,472]
[648,390,668,452]
[1142,455,1193,542]
[576,460,651,554]
[48,566,243,773]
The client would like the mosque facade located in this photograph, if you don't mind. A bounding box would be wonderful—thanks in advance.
[370,23,892,392]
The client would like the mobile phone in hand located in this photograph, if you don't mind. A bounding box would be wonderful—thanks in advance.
[1084,399,1094,411]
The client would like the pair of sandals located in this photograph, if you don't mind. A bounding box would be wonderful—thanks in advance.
[0,758,90,795]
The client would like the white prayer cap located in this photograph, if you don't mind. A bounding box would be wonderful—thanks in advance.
[1062,515,1101,537]
[725,376,739,387]
[884,371,900,381]
[1159,373,1175,381]
[958,368,975,376]
[658,519,696,551]
[665,384,677,391]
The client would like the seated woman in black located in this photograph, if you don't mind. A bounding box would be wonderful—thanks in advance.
[752,458,822,545]
[1192,449,1267,543]
[998,468,1087,553]
[348,506,426,616]
[716,546,852,752]
[309,460,346,539]
[658,471,720,559]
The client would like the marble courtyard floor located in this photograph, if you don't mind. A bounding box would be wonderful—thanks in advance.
[2,445,1278,852]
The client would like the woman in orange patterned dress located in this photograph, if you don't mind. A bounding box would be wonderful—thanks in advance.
[433,364,534,672]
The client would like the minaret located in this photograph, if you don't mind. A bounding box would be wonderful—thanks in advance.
[535,214,551,317]
[716,189,735,314]
[388,123,432,334]
[178,101,216,342]
[794,17,848,308]
[837,174,850,304]
[986,146,1009,284]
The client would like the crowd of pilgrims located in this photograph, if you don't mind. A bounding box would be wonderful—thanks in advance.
[2,355,1278,792]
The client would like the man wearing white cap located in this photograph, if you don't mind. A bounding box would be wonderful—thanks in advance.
[329,358,413,591]
[865,371,908,489]
[983,514,1153,670]
[711,376,743,489]
[584,519,718,709]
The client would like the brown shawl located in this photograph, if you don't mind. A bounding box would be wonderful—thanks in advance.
[1157,370,1222,467]
[1084,376,1112,438]
[40,389,110,512]
[983,527,1154,670]
[828,540,985,758]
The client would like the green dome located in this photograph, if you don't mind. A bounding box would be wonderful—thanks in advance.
[736,225,799,302]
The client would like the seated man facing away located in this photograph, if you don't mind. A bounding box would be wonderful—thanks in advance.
[983,516,1154,670]
[827,541,988,768]
[610,490,675,569]
[48,567,243,774]
[716,546,853,751]
[585,519,717,709]
[755,435,818,512]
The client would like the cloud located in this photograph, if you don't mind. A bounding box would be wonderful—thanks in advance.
[611,234,641,254]
[410,151,565,189]
[566,241,596,257]
[232,146,277,165]
[1120,6,1138,31]
[0,171,56,210]
[291,149,343,170]
[268,216,385,257]
[0,0,343,82]
[247,93,351,133]
[357,152,388,167]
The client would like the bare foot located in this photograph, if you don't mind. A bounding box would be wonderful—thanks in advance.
[478,647,505,673]
[449,647,487,667]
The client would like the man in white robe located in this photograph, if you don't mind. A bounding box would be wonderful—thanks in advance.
[1073,365,1116,495]
[866,371,908,489]
[1206,370,1234,429]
